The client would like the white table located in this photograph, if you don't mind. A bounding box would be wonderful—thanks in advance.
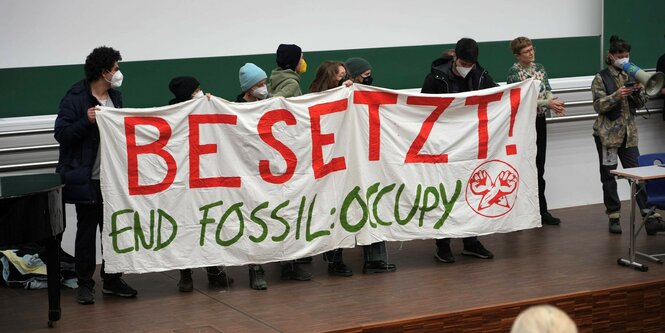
[610,165,665,272]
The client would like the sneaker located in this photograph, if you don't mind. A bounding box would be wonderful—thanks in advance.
[249,265,267,290]
[362,260,397,274]
[434,243,455,263]
[328,262,353,277]
[280,263,312,281]
[206,267,234,287]
[541,212,561,225]
[462,241,494,259]
[76,285,95,305]
[178,269,193,292]
[609,217,622,234]
[102,278,137,297]
[645,215,665,235]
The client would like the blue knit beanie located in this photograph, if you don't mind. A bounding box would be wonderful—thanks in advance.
[239,63,268,92]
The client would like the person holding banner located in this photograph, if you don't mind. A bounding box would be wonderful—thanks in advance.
[167,76,235,291]
[344,57,397,274]
[269,44,307,98]
[235,63,270,290]
[345,57,373,86]
[236,63,270,103]
[54,46,138,304]
[420,37,497,263]
[309,61,355,276]
[266,44,313,281]
[506,37,565,226]
[308,61,353,92]
[591,35,665,235]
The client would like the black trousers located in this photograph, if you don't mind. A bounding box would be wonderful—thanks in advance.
[436,237,478,248]
[74,180,121,288]
[536,115,549,215]
[593,135,647,214]
[324,242,390,263]
[363,242,388,262]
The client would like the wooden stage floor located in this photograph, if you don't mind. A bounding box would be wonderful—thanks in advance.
[2,203,665,332]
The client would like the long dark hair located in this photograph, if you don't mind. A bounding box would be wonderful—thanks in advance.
[309,61,347,93]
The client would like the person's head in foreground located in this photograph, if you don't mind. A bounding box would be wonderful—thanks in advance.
[511,304,578,333]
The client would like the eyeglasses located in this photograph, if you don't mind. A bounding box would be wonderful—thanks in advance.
[520,47,536,55]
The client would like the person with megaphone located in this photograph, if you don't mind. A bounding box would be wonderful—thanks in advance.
[590,35,665,235]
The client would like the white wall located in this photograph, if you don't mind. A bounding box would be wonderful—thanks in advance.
[0,0,601,69]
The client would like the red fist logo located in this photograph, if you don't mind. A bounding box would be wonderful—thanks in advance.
[466,160,519,218]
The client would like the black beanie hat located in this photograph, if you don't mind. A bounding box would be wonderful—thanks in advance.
[345,57,372,78]
[168,76,199,105]
[455,38,479,64]
[276,44,302,70]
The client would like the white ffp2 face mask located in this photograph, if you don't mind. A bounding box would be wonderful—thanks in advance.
[456,65,473,78]
[106,70,123,88]
[613,57,629,69]
[251,86,269,100]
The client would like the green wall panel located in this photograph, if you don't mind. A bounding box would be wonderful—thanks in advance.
[603,0,665,70]
[0,36,599,118]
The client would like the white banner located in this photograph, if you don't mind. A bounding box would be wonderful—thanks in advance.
[98,80,540,273]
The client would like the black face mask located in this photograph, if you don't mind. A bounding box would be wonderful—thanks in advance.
[362,76,373,85]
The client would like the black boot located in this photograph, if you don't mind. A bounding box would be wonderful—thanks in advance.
[206,266,234,287]
[541,211,561,225]
[328,262,353,277]
[609,215,622,234]
[249,265,267,290]
[178,269,193,292]
[645,215,665,235]
[363,260,397,274]
[280,262,312,281]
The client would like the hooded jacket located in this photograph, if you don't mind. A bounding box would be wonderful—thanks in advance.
[54,79,122,203]
[268,68,302,98]
[421,56,497,94]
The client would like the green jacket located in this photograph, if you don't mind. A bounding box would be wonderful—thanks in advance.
[269,68,302,98]
[591,65,647,148]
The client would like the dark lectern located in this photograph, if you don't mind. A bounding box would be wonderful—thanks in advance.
[0,173,65,327]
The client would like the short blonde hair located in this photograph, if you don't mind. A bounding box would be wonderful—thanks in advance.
[511,37,532,55]
[511,305,578,333]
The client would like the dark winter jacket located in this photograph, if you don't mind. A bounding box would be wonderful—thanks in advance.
[421,56,497,94]
[235,93,248,103]
[54,79,122,203]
